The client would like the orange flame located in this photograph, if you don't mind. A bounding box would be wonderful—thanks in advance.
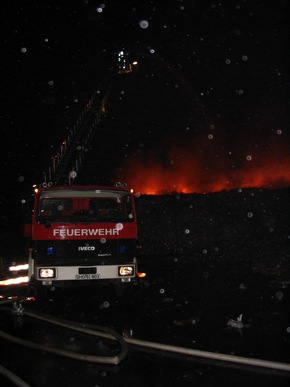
[114,139,290,194]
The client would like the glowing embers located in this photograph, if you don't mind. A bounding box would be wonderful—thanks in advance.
[38,268,56,279]
[114,144,290,194]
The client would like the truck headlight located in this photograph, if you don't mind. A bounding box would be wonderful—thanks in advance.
[39,268,56,279]
[118,266,134,276]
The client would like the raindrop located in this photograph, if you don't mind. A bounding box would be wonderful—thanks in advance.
[247,212,253,218]
[275,291,283,301]
[116,223,124,230]
[149,48,155,54]
[100,238,106,244]
[225,59,231,64]
[242,55,248,61]
[184,229,190,234]
[69,337,75,342]
[286,327,290,333]
[20,47,27,53]
[48,80,54,86]
[139,20,149,29]
[103,301,110,308]
[69,171,77,179]
[208,134,214,140]
[276,129,282,135]
[246,155,252,161]
[203,249,208,254]
[159,288,165,294]
[96,7,103,13]
[18,175,24,182]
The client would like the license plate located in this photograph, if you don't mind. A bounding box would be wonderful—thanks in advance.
[75,274,100,280]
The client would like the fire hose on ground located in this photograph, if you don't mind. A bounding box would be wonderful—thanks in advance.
[0,296,290,387]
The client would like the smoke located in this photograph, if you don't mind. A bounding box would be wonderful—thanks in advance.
[114,128,290,194]
[111,54,290,194]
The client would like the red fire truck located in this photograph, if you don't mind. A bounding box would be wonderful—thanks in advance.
[25,185,141,298]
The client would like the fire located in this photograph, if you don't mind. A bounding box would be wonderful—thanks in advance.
[114,141,290,194]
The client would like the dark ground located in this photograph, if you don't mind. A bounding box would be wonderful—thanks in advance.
[136,187,290,281]
[0,186,290,386]
[0,256,289,386]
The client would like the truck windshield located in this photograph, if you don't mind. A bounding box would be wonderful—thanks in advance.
[36,189,134,223]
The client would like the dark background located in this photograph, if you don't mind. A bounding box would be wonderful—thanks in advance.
[0,3,290,385]
[1,0,289,250]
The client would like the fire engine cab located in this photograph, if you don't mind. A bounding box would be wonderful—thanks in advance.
[25,185,141,297]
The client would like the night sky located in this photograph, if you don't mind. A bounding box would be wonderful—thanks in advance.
[1,0,289,245]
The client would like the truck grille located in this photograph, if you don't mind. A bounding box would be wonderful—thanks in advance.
[33,239,135,266]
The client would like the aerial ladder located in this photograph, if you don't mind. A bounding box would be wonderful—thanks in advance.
[41,50,133,187]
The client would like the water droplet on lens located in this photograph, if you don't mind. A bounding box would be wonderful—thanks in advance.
[275,291,283,301]
[139,20,149,29]
[103,301,110,308]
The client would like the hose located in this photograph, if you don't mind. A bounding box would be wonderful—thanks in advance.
[0,307,127,366]
[0,296,290,377]
[0,365,31,387]
[125,337,290,374]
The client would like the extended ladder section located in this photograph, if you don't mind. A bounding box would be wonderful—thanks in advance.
[43,67,115,186]
[41,49,134,187]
